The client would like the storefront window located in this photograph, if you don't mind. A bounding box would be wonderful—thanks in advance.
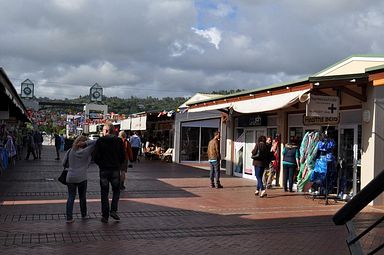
[180,125,219,162]
[234,129,244,174]
[289,127,303,144]
[180,127,199,161]
[267,128,277,140]
[200,127,219,161]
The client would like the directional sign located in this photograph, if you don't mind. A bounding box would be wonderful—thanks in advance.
[306,95,339,117]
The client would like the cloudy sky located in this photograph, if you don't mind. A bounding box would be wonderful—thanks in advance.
[1,0,384,99]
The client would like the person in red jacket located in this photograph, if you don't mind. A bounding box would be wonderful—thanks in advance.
[118,131,133,190]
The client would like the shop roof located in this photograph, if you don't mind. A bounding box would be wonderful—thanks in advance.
[366,63,384,73]
[185,78,308,106]
[313,54,384,77]
[0,67,30,122]
[186,54,384,107]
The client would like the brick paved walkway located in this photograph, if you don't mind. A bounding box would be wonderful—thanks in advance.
[0,146,382,254]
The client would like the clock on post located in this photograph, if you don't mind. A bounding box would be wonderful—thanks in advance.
[90,83,103,102]
[21,79,34,98]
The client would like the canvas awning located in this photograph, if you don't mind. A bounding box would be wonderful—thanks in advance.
[188,102,232,113]
[232,89,310,113]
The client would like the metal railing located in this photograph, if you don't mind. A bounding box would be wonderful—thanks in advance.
[333,169,384,255]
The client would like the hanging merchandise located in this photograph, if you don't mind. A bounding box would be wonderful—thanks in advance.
[296,131,321,192]
[310,137,336,194]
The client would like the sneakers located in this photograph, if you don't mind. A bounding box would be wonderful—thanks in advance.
[216,183,223,189]
[211,183,215,188]
[260,190,267,198]
[101,217,108,223]
[254,190,259,196]
[66,218,75,224]
[110,211,120,221]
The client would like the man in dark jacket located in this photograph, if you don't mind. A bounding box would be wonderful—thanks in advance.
[93,123,125,223]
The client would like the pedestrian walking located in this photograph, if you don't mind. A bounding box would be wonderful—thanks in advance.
[34,130,43,159]
[118,131,133,190]
[93,123,125,223]
[25,131,37,160]
[207,131,223,189]
[251,135,269,198]
[5,131,17,167]
[130,131,141,163]
[15,130,23,160]
[54,133,61,160]
[60,134,65,152]
[64,135,96,223]
[282,137,300,192]
[262,136,276,189]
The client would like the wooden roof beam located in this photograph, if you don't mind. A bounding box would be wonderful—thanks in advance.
[337,86,367,102]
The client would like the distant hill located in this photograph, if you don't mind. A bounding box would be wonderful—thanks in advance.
[37,89,243,114]
[38,95,188,115]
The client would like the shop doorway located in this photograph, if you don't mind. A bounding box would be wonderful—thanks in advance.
[338,125,361,196]
[234,128,266,180]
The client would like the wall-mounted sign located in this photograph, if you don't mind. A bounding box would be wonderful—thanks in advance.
[306,95,339,117]
[237,114,267,127]
[303,114,340,126]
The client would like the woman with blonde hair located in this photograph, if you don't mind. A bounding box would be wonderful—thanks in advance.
[63,135,96,223]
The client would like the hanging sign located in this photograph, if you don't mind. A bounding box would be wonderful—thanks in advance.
[303,114,340,125]
[306,95,339,117]
[237,114,267,127]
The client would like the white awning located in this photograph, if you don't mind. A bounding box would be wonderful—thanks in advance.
[232,89,310,114]
[188,102,232,113]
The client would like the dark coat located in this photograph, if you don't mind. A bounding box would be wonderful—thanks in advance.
[251,141,269,168]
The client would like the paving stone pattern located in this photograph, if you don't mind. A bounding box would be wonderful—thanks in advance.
[0,146,382,255]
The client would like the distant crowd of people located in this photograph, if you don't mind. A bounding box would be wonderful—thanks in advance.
[0,126,45,174]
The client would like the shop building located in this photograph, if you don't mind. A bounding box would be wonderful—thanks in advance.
[185,55,384,206]
[0,68,30,127]
[174,93,225,164]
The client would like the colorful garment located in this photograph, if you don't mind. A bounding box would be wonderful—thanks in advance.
[296,131,320,192]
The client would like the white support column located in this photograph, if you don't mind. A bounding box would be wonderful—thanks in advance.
[225,111,234,175]
[362,85,384,205]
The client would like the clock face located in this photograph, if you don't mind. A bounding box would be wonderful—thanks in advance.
[92,91,101,99]
[23,87,32,95]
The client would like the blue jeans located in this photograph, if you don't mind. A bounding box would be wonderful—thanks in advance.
[100,170,120,218]
[283,164,296,192]
[209,160,221,183]
[254,166,265,191]
[66,180,87,220]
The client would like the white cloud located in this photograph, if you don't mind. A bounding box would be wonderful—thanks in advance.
[1,0,384,100]
[169,40,204,57]
[192,27,222,49]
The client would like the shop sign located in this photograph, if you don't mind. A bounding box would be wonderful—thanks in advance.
[306,95,339,117]
[303,115,340,125]
[237,114,267,127]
